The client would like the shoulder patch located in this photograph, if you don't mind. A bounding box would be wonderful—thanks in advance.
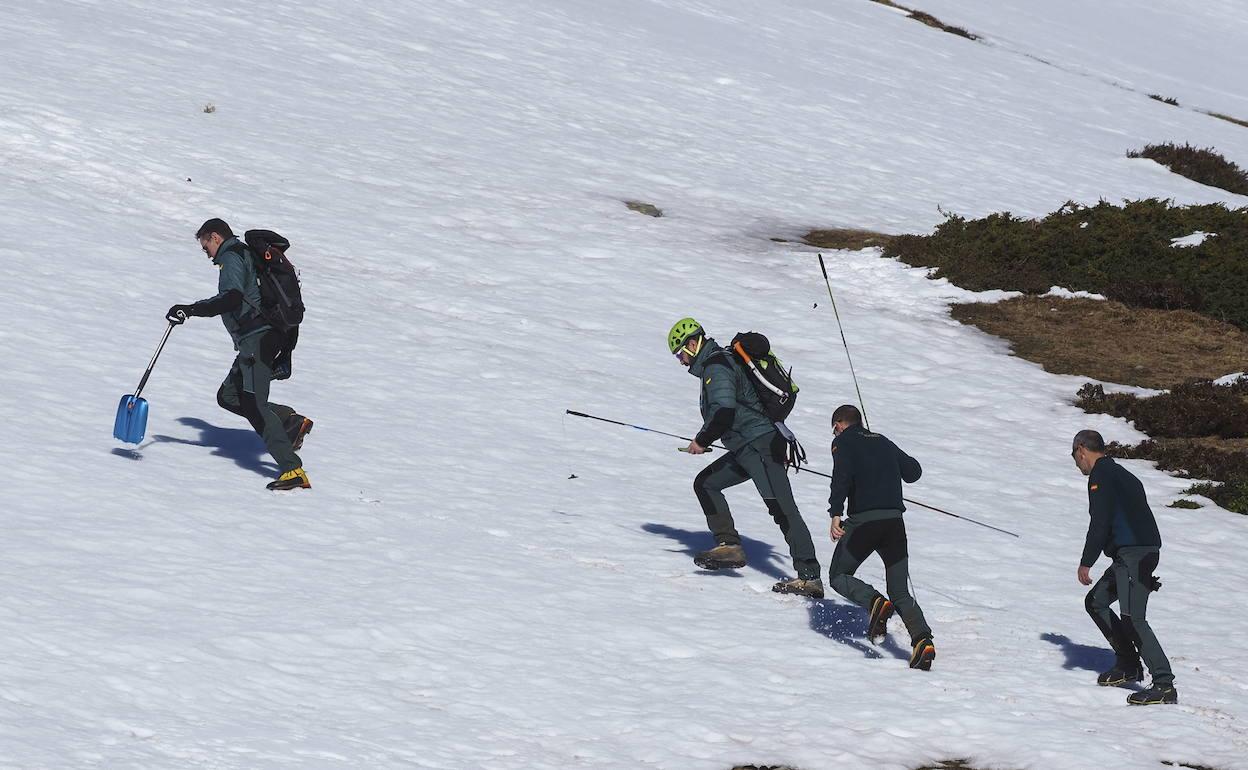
[1090,484,1099,491]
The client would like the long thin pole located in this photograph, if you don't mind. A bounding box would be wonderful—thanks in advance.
[133,321,176,400]
[564,410,727,451]
[565,409,1019,538]
[818,253,870,430]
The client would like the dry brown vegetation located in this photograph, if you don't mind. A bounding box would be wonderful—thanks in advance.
[800,228,897,250]
[949,297,1248,390]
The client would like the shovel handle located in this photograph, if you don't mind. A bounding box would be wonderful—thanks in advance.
[133,321,176,400]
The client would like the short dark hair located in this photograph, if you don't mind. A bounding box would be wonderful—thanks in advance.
[831,404,862,426]
[195,218,234,241]
[1072,429,1106,454]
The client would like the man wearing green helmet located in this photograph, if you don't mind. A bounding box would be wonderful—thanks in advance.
[669,317,824,598]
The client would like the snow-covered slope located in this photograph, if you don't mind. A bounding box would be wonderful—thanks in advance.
[1,1,1246,768]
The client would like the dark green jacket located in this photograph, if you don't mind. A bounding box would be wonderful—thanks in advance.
[193,237,270,348]
[689,338,774,451]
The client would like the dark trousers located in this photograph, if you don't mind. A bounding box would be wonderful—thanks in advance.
[1085,546,1173,685]
[693,432,821,580]
[828,510,931,643]
[216,330,301,473]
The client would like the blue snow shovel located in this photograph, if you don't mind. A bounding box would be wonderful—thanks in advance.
[113,321,176,443]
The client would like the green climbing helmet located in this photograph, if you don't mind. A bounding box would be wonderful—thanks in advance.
[668,317,704,354]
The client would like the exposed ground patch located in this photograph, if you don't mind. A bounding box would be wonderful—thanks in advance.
[1128,143,1248,196]
[799,227,897,251]
[949,297,1248,390]
[624,200,663,217]
[868,0,977,40]
[1205,111,1248,130]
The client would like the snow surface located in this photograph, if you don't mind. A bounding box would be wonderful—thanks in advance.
[1043,287,1107,300]
[913,0,1248,126]
[1,1,1247,768]
[1171,231,1214,248]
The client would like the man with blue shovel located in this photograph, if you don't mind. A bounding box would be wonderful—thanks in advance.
[163,218,312,491]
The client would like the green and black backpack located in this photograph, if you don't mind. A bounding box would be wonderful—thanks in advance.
[726,331,806,469]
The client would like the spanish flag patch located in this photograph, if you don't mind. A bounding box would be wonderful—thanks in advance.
[1090,484,1099,491]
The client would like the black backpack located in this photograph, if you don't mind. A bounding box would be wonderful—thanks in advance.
[726,331,806,469]
[243,229,305,379]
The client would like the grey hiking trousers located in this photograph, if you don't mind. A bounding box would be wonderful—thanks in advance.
[1085,545,1173,685]
[828,509,932,643]
[693,431,821,580]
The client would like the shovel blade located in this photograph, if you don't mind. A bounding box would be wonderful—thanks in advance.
[113,394,149,444]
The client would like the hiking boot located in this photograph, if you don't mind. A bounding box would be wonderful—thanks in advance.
[1097,663,1144,687]
[1127,682,1178,706]
[910,637,936,671]
[267,467,311,491]
[693,543,746,570]
[868,596,895,644]
[771,577,825,599]
[285,414,314,451]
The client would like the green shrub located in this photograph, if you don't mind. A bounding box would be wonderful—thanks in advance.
[1106,440,1248,514]
[1076,381,1248,438]
[1168,499,1202,509]
[1149,94,1180,106]
[1128,143,1248,195]
[884,199,1248,330]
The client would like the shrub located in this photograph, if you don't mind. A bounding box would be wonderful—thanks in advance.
[1149,94,1180,106]
[1128,143,1248,196]
[884,199,1248,330]
[1168,499,1202,509]
[1107,439,1248,514]
[1076,381,1248,438]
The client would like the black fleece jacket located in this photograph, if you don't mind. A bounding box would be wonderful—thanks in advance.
[1080,456,1162,567]
[827,425,922,517]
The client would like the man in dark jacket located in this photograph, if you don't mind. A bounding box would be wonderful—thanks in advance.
[166,218,313,491]
[826,404,934,670]
[1072,430,1176,705]
[669,318,823,598]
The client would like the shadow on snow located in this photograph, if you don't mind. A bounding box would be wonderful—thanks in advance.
[1040,631,1116,673]
[643,523,908,661]
[110,417,276,477]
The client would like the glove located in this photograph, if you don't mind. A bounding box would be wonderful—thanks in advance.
[166,304,194,325]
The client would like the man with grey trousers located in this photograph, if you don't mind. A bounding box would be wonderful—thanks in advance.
[166,218,313,491]
[826,404,935,670]
[1072,430,1176,705]
[668,317,823,598]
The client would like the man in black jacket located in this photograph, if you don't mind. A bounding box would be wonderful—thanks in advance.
[826,405,934,670]
[1072,430,1176,705]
